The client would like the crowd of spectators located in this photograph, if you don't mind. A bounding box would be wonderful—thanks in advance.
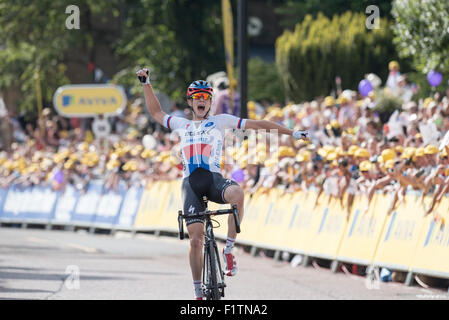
[0,100,185,195]
[1,61,449,218]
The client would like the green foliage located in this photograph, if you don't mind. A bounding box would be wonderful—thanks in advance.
[0,0,226,114]
[392,0,449,74]
[116,0,225,101]
[275,0,393,28]
[275,11,399,102]
[0,0,120,112]
[0,42,69,113]
[0,43,34,90]
[247,58,285,104]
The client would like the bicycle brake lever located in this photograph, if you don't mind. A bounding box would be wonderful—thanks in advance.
[178,210,184,240]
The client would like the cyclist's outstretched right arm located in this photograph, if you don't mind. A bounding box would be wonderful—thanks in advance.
[136,68,167,126]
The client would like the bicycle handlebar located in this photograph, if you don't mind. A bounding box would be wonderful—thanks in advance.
[178,206,241,240]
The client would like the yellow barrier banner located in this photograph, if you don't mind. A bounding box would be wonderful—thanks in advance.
[158,180,183,230]
[130,181,449,282]
[372,193,427,271]
[133,181,171,230]
[282,190,321,254]
[410,196,449,277]
[256,189,296,248]
[337,193,389,265]
[238,191,272,243]
[308,194,350,259]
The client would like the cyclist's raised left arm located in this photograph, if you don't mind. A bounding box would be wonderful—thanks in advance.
[245,119,292,135]
[245,119,308,139]
[216,114,308,139]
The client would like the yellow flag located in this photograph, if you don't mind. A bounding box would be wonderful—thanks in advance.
[222,0,235,112]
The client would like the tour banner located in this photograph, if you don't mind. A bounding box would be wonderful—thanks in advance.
[0,185,58,222]
[51,184,80,224]
[115,185,144,229]
[53,84,127,117]
[70,180,104,225]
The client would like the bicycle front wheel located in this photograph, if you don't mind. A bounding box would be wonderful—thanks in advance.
[206,240,221,300]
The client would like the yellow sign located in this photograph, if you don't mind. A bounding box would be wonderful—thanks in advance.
[159,180,184,232]
[410,196,449,277]
[372,193,427,271]
[283,190,321,254]
[53,84,127,117]
[257,189,295,248]
[133,181,171,230]
[337,194,389,265]
[238,191,272,244]
[308,194,350,260]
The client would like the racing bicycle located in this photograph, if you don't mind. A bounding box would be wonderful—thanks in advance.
[178,197,241,300]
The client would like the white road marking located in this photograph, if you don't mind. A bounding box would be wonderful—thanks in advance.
[26,237,50,244]
[113,231,133,239]
[26,236,97,253]
[65,243,98,253]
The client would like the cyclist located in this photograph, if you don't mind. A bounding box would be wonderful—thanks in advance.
[136,68,308,299]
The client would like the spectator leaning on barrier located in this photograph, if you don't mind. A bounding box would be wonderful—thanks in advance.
[336,157,358,220]
[425,146,449,215]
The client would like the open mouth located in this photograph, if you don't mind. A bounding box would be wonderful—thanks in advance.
[198,106,206,112]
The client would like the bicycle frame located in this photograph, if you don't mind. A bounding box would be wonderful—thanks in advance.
[178,199,240,300]
[203,215,226,299]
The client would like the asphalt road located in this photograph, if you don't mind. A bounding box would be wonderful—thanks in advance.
[0,227,448,300]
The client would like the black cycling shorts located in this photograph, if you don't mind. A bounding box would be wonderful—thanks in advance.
[182,168,238,226]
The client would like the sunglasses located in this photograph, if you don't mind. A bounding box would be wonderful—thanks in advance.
[190,93,211,100]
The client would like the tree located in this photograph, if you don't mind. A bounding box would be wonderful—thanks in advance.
[392,0,449,74]
[108,0,227,101]
[275,0,392,29]
[0,0,123,112]
[247,58,285,104]
[275,11,399,102]
[0,0,227,114]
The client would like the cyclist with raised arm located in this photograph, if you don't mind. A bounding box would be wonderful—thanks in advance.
[136,68,308,300]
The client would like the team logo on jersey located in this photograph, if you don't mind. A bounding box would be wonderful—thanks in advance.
[183,143,212,173]
[186,123,191,129]
[205,121,215,127]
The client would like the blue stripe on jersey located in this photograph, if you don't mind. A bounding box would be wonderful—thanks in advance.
[167,116,172,129]
[188,163,210,175]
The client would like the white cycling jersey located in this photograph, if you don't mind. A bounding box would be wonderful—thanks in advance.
[163,114,247,177]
